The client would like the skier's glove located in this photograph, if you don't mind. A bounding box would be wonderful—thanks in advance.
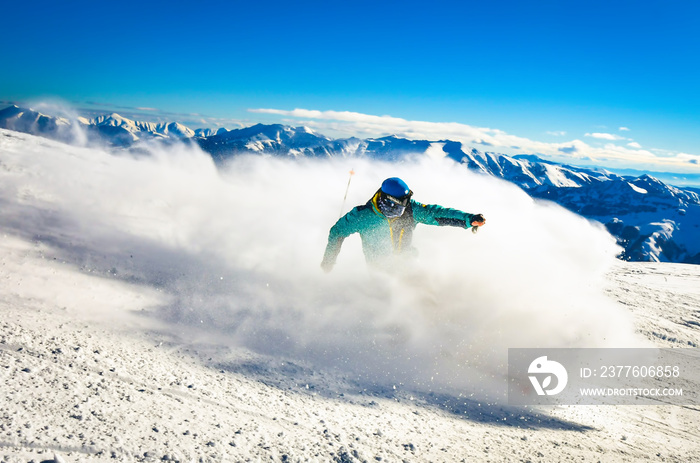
[470,213,485,227]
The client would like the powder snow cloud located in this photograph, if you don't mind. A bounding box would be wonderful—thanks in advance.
[0,130,645,399]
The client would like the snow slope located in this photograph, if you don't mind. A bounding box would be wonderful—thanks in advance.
[1,129,699,462]
[2,230,700,462]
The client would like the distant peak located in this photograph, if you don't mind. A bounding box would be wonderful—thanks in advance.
[513,154,560,165]
[636,173,662,183]
[375,134,402,141]
[1,104,26,114]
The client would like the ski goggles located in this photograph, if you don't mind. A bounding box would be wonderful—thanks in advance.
[377,192,411,218]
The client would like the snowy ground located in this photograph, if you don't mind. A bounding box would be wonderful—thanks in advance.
[1,129,700,462]
[2,235,700,463]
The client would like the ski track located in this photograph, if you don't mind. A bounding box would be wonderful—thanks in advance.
[2,228,700,462]
[606,261,700,349]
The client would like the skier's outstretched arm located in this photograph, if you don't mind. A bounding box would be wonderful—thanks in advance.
[412,200,485,229]
[321,207,365,272]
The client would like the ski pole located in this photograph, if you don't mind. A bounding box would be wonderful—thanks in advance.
[339,168,355,218]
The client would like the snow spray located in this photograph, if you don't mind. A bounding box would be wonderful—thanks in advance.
[0,132,643,399]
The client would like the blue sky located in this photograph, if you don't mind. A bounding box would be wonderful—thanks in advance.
[2,0,700,174]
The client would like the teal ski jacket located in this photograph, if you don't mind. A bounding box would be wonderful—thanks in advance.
[322,193,478,268]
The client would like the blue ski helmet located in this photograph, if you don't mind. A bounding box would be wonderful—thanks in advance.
[380,177,411,198]
[377,177,412,218]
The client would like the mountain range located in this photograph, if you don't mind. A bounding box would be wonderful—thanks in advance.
[2,104,698,264]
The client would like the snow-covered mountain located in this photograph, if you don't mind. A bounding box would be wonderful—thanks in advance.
[0,105,199,147]
[90,113,196,145]
[2,104,698,264]
[197,123,341,159]
[0,105,75,142]
[442,146,700,264]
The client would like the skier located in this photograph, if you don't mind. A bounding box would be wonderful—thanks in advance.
[321,177,485,272]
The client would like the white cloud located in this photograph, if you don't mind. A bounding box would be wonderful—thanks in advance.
[585,132,626,141]
[627,142,642,148]
[547,131,567,136]
[619,127,631,131]
[677,152,700,165]
[249,108,700,171]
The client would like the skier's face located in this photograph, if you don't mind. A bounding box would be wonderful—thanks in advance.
[377,193,408,218]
